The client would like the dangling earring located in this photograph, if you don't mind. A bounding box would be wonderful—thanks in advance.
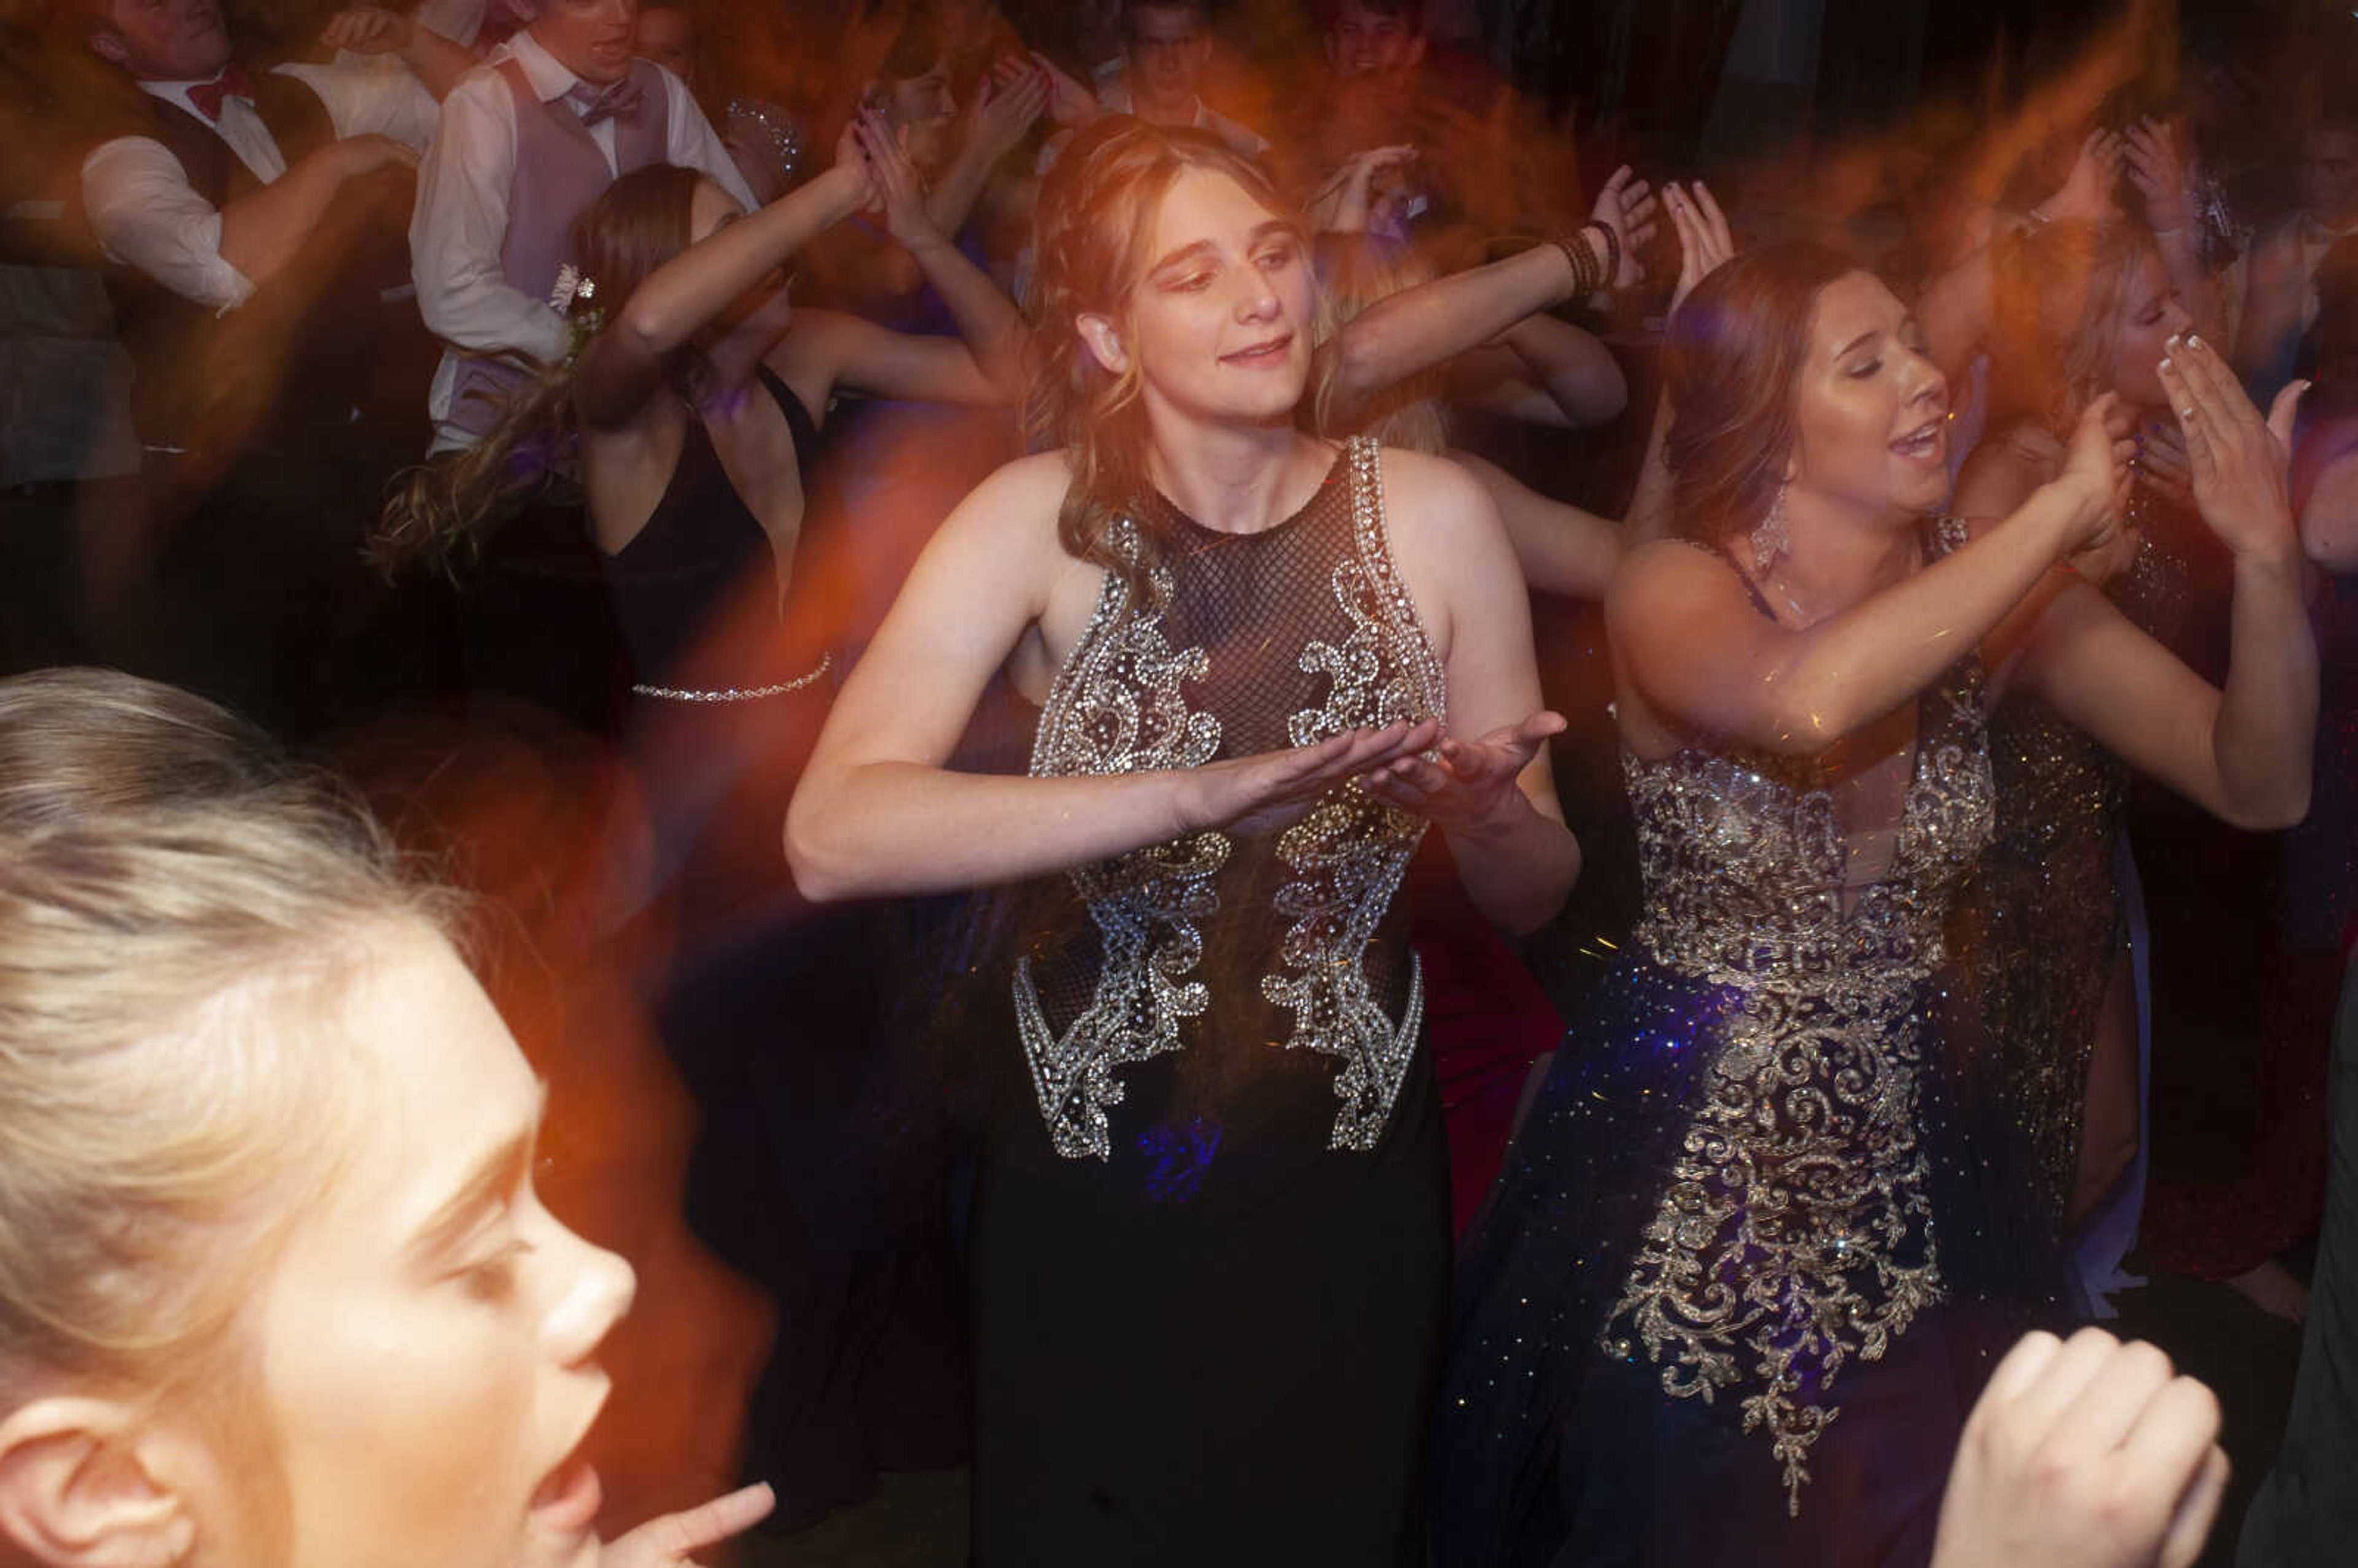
[1749,483,1790,573]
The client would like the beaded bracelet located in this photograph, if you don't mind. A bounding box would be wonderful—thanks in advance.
[1584,219,1621,289]
[1550,231,1602,298]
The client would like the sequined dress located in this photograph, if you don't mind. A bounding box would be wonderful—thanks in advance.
[1435,526,2063,1567]
[969,438,1452,1567]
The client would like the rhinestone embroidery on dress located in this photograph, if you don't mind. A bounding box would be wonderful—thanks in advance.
[1016,438,1444,1158]
[1267,437,1448,1149]
[1598,519,1996,1512]
[1016,524,1228,1160]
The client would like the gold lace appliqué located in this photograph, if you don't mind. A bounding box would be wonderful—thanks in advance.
[1601,661,1993,1512]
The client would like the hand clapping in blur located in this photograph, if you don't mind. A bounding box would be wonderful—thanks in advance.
[1662,179,1734,320]
[968,55,1051,164]
[2052,391,2139,559]
[1305,144,1418,235]
[854,110,942,247]
[2156,331,2307,562]
[2036,127,2126,225]
[2124,116,2195,238]
[1587,165,1659,290]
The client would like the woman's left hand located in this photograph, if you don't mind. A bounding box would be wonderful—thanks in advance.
[597,1483,775,1566]
[1664,179,1735,322]
[2157,332,2306,561]
[1360,711,1566,831]
[855,111,940,247]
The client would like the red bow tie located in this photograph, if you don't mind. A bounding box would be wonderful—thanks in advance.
[188,66,254,123]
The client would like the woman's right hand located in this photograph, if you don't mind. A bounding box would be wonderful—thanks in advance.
[2156,331,2306,563]
[854,110,939,247]
[2047,392,2137,556]
[1173,720,1441,836]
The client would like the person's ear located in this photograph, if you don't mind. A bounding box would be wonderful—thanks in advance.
[1076,312,1128,376]
[86,28,128,68]
[0,1399,198,1568]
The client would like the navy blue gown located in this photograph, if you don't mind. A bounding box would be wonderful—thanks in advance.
[1436,526,2066,1567]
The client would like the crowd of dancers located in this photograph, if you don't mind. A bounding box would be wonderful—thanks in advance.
[0,0,2354,1564]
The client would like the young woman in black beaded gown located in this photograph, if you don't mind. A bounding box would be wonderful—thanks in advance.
[790,115,1585,1566]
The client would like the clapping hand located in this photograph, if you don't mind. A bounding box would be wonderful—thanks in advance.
[2051,392,2138,557]
[1027,50,1101,130]
[1929,1329,2227,1568]
[1587,165,1659,289]
[2156,331,2305,562]
[593,1482,775,1567]
[2131,413,2195,510]
[1360,712,1565,832]
[1305,144,1418,235]
[854,110,940,247]
[1662,179,1734,321]
[2124,116,2194,238]
[2036,127,2125,225]
[967,55,1051,164]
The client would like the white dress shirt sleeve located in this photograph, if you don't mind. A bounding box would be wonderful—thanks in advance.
[414,0,486,50]
[273,53,440,153]
[408,68,567,360]
[659,66,758,211]
[80,135,254,312]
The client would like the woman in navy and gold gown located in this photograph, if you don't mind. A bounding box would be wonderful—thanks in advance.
[1436,242,2318,1567]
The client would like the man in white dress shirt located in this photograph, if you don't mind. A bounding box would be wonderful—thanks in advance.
[78,0,463,325]
[408,0,753,449]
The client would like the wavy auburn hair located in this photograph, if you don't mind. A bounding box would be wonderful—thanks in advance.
[1024,115,1304,599]
[1662,241,1862,550]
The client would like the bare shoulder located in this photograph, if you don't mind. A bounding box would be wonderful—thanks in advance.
[1376,443,1495,519]
[1606,535,1740,632]
[937,449,1073,548]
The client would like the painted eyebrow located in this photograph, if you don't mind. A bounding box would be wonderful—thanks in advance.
[404,1081,549,1265]
[1145,222,1298,278]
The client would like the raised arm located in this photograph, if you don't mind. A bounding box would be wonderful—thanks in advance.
[2023,334,2317,828]
[1920,129,2122,380]
[2123,116,2226,342]
[1317,165,1656,431]
[1610,400,2126,755]
[1625,180,1737,546]
[921,55,1048,239]
[574,133,871,429]
[1447,312,1627,428]
[317,4,475,101]
[785,454,1437,900]
[219,134,417,286]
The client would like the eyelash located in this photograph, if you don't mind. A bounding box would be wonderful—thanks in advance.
[1163,247,1298,294]
[458,1236,535,1300]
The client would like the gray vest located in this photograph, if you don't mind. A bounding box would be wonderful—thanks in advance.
[443,53,669,438]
